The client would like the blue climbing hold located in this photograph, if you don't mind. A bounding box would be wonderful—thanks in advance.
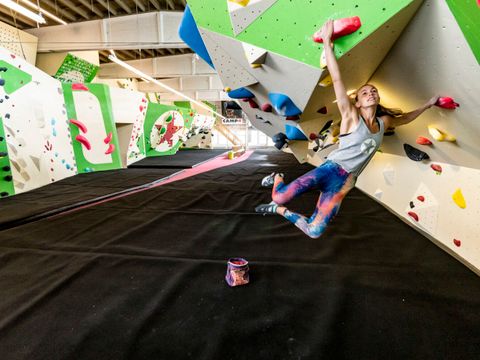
[268,93,302,116]
[178,5,215,69]
[227,88,255,99]
[285,124,308,141]
[272,132,288,150]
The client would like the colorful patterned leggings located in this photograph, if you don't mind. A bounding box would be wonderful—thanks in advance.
[272,160,356,239]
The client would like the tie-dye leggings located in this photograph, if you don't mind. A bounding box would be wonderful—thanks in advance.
[272,160,356,239]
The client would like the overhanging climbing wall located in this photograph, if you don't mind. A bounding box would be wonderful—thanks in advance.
[0,46,77,196]
[355,0,480,274]
[185,0,423,163]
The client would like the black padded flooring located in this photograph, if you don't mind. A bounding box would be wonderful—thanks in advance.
[128,149,227,168]
[0,149,479,359]
[0,149,227,230]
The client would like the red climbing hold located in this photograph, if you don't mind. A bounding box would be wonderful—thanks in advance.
[313,16,362,43]
[248,99,259,109]
[72,83,89,91]
[139,105,144,112]
[435,96,459,109]
[407,211,419,222]
[104,132,113,144]
[286,115,299,120]
[69,119,87,133]
[416,136,432,145]
[105,143,115,155]
[75,134,91,150]
[417,196,425,202]
[317,106,328,114]
[309,133,318,140]
[453,239,461,247]
[430,164,442,174]
[261,103,272,112]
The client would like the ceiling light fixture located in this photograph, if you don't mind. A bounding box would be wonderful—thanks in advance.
[19,0,67,25]
[108,54,225,119]
[0,0,46,24]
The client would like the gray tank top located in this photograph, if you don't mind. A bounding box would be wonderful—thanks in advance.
[327,116,384,177]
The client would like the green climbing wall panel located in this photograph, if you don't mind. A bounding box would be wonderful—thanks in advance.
[445,0,480,64]
[188,0,417,67]
[144,103,194,156]
[63,83,122,173]
[0,117,14,197]
[0,60,32,94]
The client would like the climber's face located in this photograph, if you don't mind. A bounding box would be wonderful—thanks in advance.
[355,84,380,108]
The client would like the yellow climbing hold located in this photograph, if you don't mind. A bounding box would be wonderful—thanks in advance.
[229,0,250,6]
[319,74,332,87]
[452,188,466,209]
[250,64,262,68]
[224,87,231,92]
[428,125,456,142]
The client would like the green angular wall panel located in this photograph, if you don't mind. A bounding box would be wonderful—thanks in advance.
[445,0,480,64]
[188,0,418,67]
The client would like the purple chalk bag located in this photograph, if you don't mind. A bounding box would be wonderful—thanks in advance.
[225,258,249,287]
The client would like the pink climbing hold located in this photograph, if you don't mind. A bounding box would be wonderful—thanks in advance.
[261,103,272,112]
[105,143,115,155]
[104,132,113,144]
[313,16,362,43]
[139,105,144,112]
[72,83,89,91]
[69,119,87,133]
[75,134,91,150]
[407,211,419,222]
[453,239,461,247]
[435,96,459,109]
[416,136,432,145]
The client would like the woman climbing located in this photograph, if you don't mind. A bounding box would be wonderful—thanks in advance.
[255,19,439,238]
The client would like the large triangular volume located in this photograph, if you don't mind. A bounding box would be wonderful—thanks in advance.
[227,0,279,36]
[199,28,258,90]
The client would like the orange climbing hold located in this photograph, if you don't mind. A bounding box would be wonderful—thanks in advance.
[313,16,362,43]
[416,136,432,145]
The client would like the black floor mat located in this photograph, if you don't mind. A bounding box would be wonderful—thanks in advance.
[0,148,479,359]
[128,149,228,168]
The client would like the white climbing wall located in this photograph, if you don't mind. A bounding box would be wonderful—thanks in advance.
[0,46,77,194]
[356,0,480,274]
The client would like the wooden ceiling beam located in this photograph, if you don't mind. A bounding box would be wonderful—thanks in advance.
[56,0,90,19]
[96,0,119,16]
[132,0,146,12]
[77,0,105,18]
[40,0,77,22]
[113,0,132,14]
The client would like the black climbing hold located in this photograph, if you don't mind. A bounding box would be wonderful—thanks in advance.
[404,143,429,161]
[0,67,7,72]
[5,114,10,119]
[272,132,288,150]
[0,192,9,197]
[4,175,12,181]
[0,79,5,86]
[409,201,414,209]
[0,151,7,157]
[2,166,10,171]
